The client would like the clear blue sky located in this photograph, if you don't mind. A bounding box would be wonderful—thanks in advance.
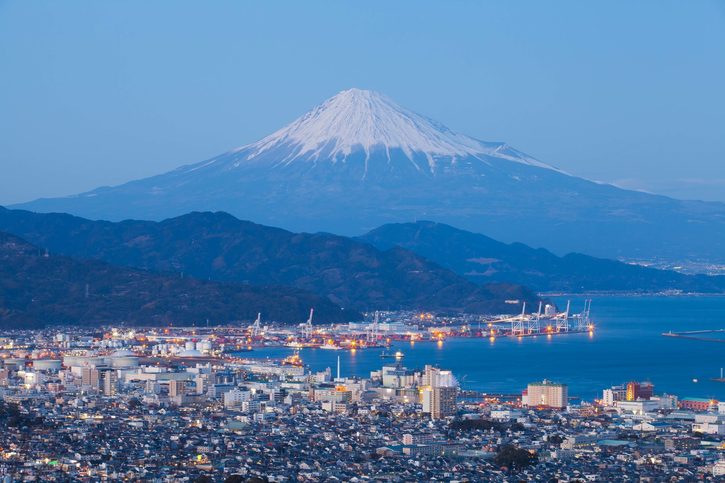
[1,0,724,204]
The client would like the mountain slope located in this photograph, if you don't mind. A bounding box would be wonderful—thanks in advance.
[0,231,356,328]
[359,221,725,293]
[0,207,541,314]
[13,88,725,263]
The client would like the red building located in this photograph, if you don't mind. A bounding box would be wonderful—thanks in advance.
[679,397,716,412]
[626,381,654,401]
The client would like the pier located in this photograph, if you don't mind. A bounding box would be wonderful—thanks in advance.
[480,299,594,338]
[662,329,725,343]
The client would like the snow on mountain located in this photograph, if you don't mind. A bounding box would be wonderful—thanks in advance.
[221,88,556,173]
[13,88,725,264]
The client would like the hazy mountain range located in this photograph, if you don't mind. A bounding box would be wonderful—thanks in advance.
[13,88,725,264]
[1,205,724,329]
[0,208,541,322]
[360,221,725,293]
[0,231,354,328]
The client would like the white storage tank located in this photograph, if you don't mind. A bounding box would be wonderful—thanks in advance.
[62,355,106,369]
[111,349,140,368]
[3,358,27,370]
[197,340,212,354]
[31,359,62,371]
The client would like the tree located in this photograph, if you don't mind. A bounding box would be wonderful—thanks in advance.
[494,444,537,471]
[449,418,505,432]
[548,434,564,446]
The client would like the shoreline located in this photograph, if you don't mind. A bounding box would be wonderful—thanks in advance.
[541,291,725,298]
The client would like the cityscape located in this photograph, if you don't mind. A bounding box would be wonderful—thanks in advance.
[2,311,725,481]
[2,1,725,481]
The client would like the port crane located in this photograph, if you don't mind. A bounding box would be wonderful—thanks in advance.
[554,300,571,333]
[486,300,593,337]
[301,308,314,339]
[250,312,262,337]
[366,311,380,343]
[572,299,593,331]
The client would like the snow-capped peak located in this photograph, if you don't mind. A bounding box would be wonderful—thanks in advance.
[240,88,555,172]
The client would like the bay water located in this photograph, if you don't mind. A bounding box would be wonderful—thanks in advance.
[242,295,725,401]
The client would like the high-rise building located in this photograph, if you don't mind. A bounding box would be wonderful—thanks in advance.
[81,367,99,388]
[169,380,187,397]
[224,388,252,409]
[423,365,457,388]
[525,380,568,409]
[430,386,457,419]
[145,380,160,394]
[626,381,654,401]
[421,366,458,419]
[603,385,627,406]
[98,368,118,396]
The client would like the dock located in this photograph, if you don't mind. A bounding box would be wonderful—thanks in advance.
[662,329,725,343]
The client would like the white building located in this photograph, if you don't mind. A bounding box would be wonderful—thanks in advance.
[490,409,523,422]
[603,385,627,407]
[525,380,568,409]
[615,400,659,415]
[693,422,725,435]
[421,366,458,419]
[380,365,415,389]
[224,388,252,409]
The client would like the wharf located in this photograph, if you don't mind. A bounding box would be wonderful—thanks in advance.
[662,329,725,343]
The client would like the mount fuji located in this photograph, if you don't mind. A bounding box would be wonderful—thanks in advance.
[14,88,725,262]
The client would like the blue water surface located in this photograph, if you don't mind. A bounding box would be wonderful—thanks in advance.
[242,296,725,401]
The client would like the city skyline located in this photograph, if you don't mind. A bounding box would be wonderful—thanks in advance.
[2,2,725,480]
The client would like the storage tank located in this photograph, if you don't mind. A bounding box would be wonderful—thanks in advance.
[197,340,212,354]
[3,358,27,370]
[111,350,140,368]
[31,359,62,371]
[62,355,106,369]
[177,349,203,358]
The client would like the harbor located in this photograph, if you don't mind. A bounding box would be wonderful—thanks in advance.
[241,300,596,354]
[238,295,725,400]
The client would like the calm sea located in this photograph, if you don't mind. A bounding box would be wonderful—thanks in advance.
[241,296,725,401]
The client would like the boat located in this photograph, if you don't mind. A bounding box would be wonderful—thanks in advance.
[319,342,342,350]
[282,351,303,366]
[380,350,404,359]
[285,340,316,349]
